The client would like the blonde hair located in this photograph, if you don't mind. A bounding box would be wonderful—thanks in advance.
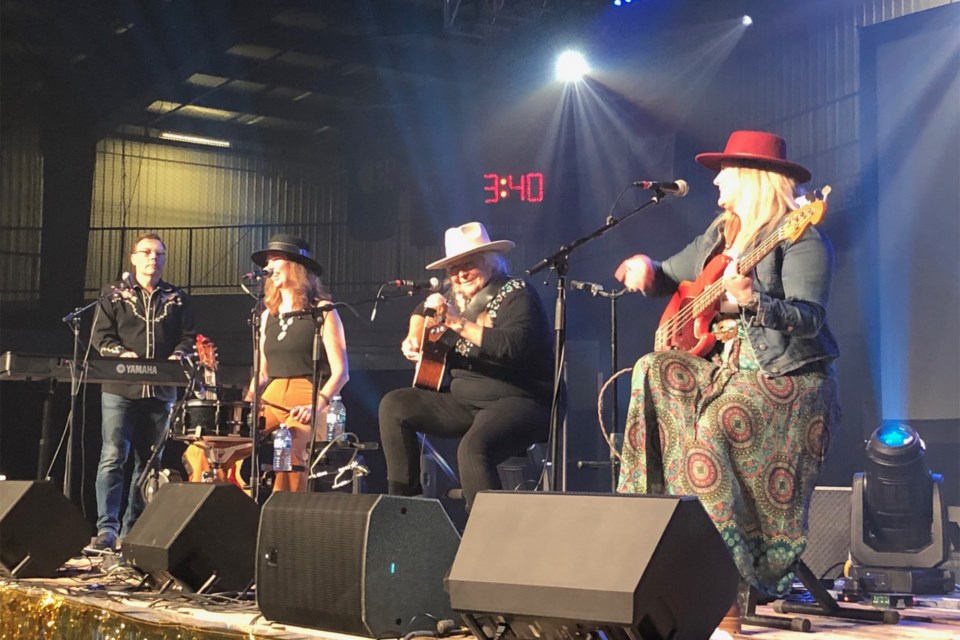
[712,166,799,253]
[263,262,329,316]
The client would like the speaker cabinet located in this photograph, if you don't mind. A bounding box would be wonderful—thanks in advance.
[447,492,739,640]
[123,482,259,592]
[0,480,93,578]
[256,493,460,637]
[805,486,852,580]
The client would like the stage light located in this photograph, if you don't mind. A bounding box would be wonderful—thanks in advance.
[555,50,588,83]
[847,423,955,595]
[742,15,753,26]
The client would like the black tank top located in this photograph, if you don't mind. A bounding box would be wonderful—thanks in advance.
[263,311,332,380]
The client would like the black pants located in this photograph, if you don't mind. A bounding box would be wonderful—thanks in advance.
[379,387,550,511]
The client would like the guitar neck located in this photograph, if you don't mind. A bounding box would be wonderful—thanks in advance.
[738,227,785,276]
[653,190,827,353]
[674,227,788,319]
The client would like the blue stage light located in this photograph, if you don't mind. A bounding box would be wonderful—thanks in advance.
[876,423,916,448]
[742,15,753,26]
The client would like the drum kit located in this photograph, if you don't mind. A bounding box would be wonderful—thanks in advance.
[139,396,258,503]
[173,398,255,485]
[140,336,259,496]
[139,335,369,501]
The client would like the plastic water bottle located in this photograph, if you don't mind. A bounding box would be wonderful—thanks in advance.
[273,424,292,472]
[326,396,346,443]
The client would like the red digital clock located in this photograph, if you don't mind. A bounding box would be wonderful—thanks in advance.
[483,172,545,204]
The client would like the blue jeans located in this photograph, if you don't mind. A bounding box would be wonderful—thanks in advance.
[95,393,172,537]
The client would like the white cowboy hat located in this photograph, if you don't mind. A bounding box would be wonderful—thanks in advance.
[425,222,516,270]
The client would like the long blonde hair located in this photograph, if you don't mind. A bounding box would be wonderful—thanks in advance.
[711,166,800,254]
[263,262,330,316]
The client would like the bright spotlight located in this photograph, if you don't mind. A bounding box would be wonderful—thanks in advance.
[741,15,753,26]
[555,50,588,83]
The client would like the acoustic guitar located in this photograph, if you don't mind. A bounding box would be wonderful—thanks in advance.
[413,309,451,391]
[654,187,830,357]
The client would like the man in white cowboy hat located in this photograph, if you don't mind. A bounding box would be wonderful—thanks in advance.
[379,222,553,512]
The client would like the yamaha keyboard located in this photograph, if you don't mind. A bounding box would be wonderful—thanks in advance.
[0,352,249,388]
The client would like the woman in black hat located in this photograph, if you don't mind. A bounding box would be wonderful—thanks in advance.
[614,131,840,632]
[247,234,349,492]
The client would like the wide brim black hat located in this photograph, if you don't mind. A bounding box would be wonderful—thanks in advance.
[251,234,323,276]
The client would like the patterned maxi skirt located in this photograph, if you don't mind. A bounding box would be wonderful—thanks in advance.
[617,323,839,596]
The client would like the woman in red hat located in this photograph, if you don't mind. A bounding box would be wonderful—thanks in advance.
[614,131,840,630]
[246,234,350,492]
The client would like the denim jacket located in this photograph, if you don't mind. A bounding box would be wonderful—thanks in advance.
[647,222,839,377]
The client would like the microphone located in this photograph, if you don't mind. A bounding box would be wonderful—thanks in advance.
[242,267,273,279]
[109,271,135,300]
[570,279,604,295]
[633,179,689,197]
[392,277,442,292]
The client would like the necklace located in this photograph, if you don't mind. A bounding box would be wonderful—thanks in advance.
[276,315,294,341]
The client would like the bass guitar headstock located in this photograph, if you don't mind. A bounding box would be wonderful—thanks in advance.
[782,185,831,243]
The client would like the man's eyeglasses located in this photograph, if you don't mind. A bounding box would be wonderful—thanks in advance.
[134,250,167,257]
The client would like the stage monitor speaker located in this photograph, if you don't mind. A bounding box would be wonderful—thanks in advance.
[805,486,852,580]
[257,493,460,637]
[123,482,259,592]
[447,492,739,640]
[0,480,93,578]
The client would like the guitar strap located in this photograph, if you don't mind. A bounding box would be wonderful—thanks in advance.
[432,278,505,353]
[459,277,504,323]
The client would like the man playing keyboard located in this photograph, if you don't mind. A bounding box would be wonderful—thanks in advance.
[90,232,196,551]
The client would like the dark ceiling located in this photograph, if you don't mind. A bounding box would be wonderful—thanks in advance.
[2,0,605,150]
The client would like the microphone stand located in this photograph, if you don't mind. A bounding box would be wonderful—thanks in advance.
[369,285,440,323]
[136,361,196,501]
[526,191,669,492]
[279,302,352,473]
[570,282,628,492]
[246,277,268,502]
[58,287,125,499]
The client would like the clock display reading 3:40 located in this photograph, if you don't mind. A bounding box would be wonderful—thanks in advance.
[483,172,545,204]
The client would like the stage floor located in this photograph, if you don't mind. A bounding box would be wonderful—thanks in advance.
[1,553,958,640]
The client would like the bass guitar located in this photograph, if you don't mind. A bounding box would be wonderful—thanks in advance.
[654,186,831,357]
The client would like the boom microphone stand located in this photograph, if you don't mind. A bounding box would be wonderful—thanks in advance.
[246,275,268,502]
[136,361,197,501]
[58,286,127,499]
[526,190,672,492]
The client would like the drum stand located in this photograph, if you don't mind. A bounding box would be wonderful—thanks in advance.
[198,441,252,483]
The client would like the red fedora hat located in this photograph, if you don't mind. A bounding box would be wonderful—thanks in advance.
[695,130,811,184]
